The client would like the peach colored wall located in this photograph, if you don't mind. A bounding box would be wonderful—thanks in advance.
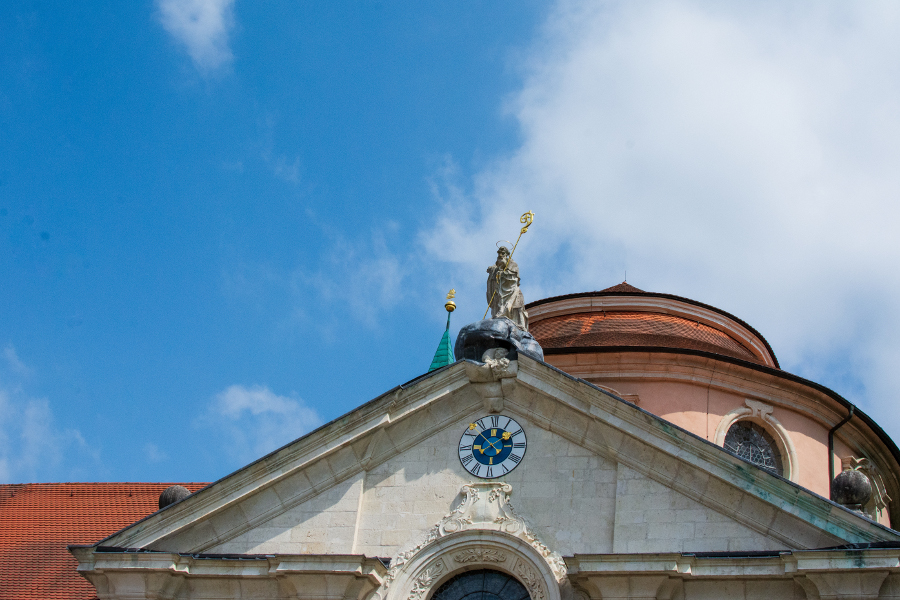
[559,376,834,498]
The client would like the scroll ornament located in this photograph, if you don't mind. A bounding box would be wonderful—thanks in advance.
[375,483,565,600]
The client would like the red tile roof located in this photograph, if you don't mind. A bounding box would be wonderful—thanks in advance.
[530,311,760,363]
[0,482,208,600]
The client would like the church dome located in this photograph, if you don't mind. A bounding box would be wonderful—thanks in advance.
[527,282,778,368]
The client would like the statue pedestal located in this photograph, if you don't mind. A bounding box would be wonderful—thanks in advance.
[454,318,544,363]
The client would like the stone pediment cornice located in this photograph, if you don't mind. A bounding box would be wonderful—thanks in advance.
[98,356,899,553]
[100,365,473,550]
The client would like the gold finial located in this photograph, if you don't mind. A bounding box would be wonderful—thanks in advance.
[445,288,456,312]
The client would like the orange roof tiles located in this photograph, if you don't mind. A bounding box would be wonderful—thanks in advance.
[0,482,207,600]
[531,311,760,363]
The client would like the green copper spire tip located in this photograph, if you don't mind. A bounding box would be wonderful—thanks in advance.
[429,291,456,372]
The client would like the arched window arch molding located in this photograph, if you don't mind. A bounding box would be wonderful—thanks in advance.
[714,399,799,483]
[371,483,566,600]
[382,530,560,600]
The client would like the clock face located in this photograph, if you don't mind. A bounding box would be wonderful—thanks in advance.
[458,415,527,479]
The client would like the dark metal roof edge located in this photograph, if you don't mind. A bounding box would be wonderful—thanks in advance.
[682,550,788,559]
[93,546,272,559]
[526,290,780,368]
[681,541,900,558]
[543,346,900,479]
[90,545,393,562]
[816,541,900,550]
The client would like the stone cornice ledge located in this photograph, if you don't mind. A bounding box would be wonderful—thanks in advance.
[513,357,900,545]
[70,548,387,581]
[567,550,900,578]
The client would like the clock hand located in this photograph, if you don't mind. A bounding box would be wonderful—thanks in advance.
[484,438,502,452]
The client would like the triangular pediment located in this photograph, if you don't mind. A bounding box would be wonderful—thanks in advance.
[97,357,899,559]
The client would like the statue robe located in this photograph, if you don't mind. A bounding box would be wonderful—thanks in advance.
[487,258,529,331]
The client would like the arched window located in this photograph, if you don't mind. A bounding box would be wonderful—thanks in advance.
[431,570,530,600]
[723,420,784,476]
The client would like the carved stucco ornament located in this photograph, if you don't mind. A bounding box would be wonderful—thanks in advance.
[453,548,507,563]
[464,348,518,414]
[408,559,447,600]
[514,558,545,600]
[375,482,566,600]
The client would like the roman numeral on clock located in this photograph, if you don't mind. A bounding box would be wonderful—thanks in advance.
[461,455,474,465]
[508,454,521,464]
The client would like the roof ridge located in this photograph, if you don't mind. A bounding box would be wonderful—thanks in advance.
[598,281,646,293]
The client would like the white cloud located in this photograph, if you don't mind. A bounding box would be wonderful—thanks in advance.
[0,346,101,483]
[3,344,31,376]
[143,442,169,464]
[422,1,900,438]
[157,0,235,72]
[201,384,322,464]
[271,155,302,184]
[283,227,409,330]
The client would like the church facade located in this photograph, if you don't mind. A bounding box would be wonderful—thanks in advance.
[70,284,900,600]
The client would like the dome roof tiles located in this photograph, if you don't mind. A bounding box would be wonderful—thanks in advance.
[530,311,760,363]
[527,283,777,367]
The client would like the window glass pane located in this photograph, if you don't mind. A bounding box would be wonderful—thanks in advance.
[723,421,784,476]
[431,569,530,600]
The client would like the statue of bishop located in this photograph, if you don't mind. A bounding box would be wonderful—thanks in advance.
[487,246,529,331]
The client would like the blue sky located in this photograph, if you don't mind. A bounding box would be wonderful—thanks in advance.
[3,1,900,484]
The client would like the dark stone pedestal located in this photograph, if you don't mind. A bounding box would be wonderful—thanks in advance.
[454,318,544,363]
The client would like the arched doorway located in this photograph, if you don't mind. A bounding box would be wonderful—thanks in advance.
[430,569,530,600]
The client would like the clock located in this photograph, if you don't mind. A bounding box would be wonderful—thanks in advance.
[457,415,527,479]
